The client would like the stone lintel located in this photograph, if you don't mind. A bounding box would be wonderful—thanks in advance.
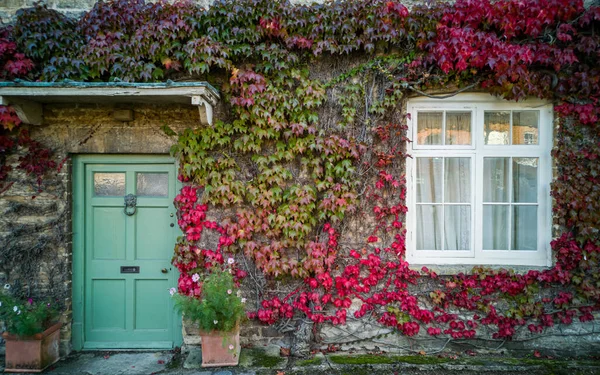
[0,82,220,126]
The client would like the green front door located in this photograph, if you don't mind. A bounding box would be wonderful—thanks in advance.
[80,158,179,349]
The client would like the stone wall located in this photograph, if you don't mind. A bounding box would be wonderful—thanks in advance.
[2,0,600,360]
[0,0,214,23]
[0,0,438,24]
[0,102,206,356]
[1,94,600,360]
[0,136,72,355]
[1,0,598,24]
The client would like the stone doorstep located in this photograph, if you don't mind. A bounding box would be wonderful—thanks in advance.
[40,351,174,375]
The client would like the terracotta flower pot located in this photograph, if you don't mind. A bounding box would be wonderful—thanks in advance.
[2,322,61,373]
[199,326,240,367]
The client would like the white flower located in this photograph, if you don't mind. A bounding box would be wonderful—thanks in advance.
[192,273,200,282]
[227,257,235,265]
[169,288,177,296]
[13,306,18,312]
[227,289,232,295]
[0,301,2,307]
[17,310,21,315]
[213,320,218,325]
[228,344,234,350]
[4,284,10,290]
[241,298,247,304]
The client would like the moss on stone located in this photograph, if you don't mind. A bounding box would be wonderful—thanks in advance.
[329,354,396,365]
[329,354,452,366]
[391,355,452,365]
[239,348,285,368]
[296,357,323,366]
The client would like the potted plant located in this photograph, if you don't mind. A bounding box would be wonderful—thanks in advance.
[172,262,246,367]
[0,293,61,373]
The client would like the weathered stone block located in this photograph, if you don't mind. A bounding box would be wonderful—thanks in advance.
[2,0,25,8]
[53,0,95,9]
[261,326,285,338]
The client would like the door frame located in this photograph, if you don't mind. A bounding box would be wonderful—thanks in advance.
[72,154,183,350]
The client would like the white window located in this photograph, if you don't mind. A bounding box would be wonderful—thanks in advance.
[406,94,553,267]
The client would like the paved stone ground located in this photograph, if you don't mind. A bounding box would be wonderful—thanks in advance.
[2,345,600,375]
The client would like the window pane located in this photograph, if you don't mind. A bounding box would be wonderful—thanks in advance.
[94,173,125,196]
[513,111,539,145]
[416,205,442,250]
[483,158,509,202]
[483,205,509,250]
[417,112,443,145]
[513,158,538,203]
[445,112,471,145]
[484,111,510,145]
[444,205,471,250]
[513,206,537,250]
[137,173,169,197]
[416,157,443,203]
[444,157,470,203]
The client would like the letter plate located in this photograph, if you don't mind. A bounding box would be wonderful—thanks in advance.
[120,266,140,273]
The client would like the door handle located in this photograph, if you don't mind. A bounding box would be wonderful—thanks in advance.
[161,268,168,274]
[124,194,137,216]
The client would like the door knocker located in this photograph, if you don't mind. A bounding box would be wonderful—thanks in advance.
[124,194,137,216]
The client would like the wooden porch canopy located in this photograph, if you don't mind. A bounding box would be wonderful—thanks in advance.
[0,80,220,126]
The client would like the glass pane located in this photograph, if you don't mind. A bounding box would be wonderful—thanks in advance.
[483,205,509,250]
[513,206,537,250]
[137,173,169,197]
[416,205,442,250]
[483,158,509,202]
[416,157,442,203]
[513,158,538,203]
[444,158,470,203]
[513,111,539,145]
[94,173,125,196]
[445,112,471,145]
[484,111,510,145]
[417,112,443,145]
[444,205,471,250]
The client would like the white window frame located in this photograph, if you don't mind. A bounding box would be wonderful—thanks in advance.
[406,93,553,267]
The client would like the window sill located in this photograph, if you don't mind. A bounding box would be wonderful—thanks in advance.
[408,263,552,276]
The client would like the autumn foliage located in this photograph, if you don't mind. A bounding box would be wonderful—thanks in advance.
[1,0,599,343]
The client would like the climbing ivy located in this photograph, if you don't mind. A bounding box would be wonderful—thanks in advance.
[1,0,600,346]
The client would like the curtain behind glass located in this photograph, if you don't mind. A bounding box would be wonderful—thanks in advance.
[416,157,471,251]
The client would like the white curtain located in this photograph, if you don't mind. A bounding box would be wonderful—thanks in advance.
[416,157,471,251]
[444,158,471,250]
[512,158,538,250]
[482,158,509,250]
[482,157,538,250]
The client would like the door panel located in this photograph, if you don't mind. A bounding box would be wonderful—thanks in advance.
[83,162,178,348]
[135,207,173,260]
[91,279,126,330]
[135,279,170,329]
[92,208,126,259]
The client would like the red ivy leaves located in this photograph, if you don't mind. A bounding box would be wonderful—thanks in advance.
[4,0,600,341]
[0,27,33,80]
[0,106,21,132]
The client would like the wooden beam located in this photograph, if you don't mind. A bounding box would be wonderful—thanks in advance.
[0,96,43,125]
[191,96,214,126]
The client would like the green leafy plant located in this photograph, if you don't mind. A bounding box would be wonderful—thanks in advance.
[0,293,59,337]
[3,0,600,344]
[172,266,245,333]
